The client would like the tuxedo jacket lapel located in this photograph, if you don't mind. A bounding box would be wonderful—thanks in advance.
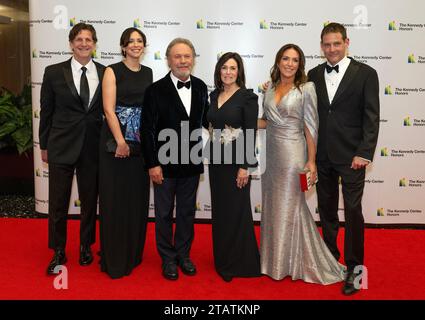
[331,58,359,106]
[62,59,81,105]
[316,63,331,108]
[188,75,201,122]
[165,73,190,120]
[88,62,104,111]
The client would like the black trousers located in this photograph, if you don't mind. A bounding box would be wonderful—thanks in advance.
[316,160,365,271]
[153,175,200,265]
[48,151,98,251]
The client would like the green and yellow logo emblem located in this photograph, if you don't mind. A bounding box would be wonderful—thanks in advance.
[91,49,98,59]
[133,18,141,28]
[74,199,81,207]
[403,117,411,126]
[255,204,261,213]
[32,49,38,58]
[35,168,41,177]
[388,21,396,31]
[381,147,389,156]
[260,19,268,29]
[154,51,161,60]
[70,17,76,27]
[399,178,407,187]
[384,85,392,95]
[196,19,205,29]
[377,208,385,216]
[257,84,265,94]
[408,53,415,63]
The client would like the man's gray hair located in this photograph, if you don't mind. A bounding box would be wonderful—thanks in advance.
[165,38,196,58]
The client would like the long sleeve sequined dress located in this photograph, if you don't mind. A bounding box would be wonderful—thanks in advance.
[260,82,345,284]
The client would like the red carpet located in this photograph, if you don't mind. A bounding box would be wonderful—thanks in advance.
[0,218,424,300]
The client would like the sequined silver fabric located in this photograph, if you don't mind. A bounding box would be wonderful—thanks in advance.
[260,82,345,284]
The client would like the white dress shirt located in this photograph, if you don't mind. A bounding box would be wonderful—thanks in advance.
[324,56,351,104]
[170,72,192,117]
[71,57,99,107]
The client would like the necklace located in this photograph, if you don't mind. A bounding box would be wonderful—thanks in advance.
[123,60,141,72]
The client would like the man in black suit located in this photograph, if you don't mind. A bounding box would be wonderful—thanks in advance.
[39,23,105,275]
[142,38,209,280]
[308,23,379,295]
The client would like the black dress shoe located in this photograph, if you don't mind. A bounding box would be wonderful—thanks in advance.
[162,262,178,280]
[46,250,67,275]
[342,271,360,296]
[179,258,197,276]
[79,245,93,266]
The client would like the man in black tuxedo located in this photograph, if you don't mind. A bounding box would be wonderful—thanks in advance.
[142,38,209,280]
[39,23,105,275]
[308,23,379,295]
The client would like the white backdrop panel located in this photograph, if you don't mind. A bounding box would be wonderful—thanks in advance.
[30,0,425,224]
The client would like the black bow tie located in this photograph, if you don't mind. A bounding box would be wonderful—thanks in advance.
[326,64,339,73]
[177,80,191,89]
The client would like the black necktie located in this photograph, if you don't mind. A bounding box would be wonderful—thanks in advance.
[80,66,90,109]
[177,80,191,89]
[326,64,339,73]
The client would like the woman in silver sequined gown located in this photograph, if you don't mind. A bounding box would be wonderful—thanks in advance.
[259,44,345,284]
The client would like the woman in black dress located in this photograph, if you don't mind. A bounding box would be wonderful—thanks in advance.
[99,28,152,279]
[207,52,260,282]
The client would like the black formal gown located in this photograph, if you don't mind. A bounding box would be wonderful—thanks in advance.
[207,88,261,280]
[99,62,152,279]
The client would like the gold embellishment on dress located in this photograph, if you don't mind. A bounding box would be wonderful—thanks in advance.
[209,123,242,145]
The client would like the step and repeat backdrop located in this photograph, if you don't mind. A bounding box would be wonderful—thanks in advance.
[30,0,425,224]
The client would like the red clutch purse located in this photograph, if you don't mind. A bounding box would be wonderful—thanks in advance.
[299,170,317,192]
